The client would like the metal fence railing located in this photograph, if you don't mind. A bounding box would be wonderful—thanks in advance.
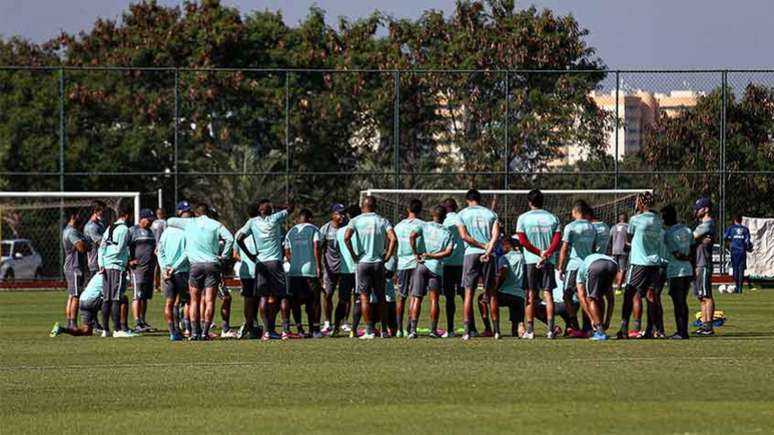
[1,67,773,277]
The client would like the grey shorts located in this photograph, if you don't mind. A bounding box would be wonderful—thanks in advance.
[356,262,385,296]
[669,276,692,297]
[255,260,287,299]
[397,268,415,298]
[585,259,618,300]
[626,265,661,296]
[65,271,84,297]
[163,272,190,300]
[613,254,629,273]
[79,297,102,326]
[411,264,442,298]
[693,267,712,299]
[526,263,556,292]
[189,262,222,291]
[442,265,463,297]
[240,278,256,298]
[563,269,578,299]
[102,269,127,302]
[289,276,319,299]
[132,265,155,286]
[462,254,496,290]
[133,282,154,300]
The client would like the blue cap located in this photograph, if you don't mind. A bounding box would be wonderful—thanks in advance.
[176,200,192,212]
[332,203,346,213]
[693,196,711,210]
[139,208,155,220]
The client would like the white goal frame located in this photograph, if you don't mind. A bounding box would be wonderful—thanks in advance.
[0,191,142,223]
[361,188,652,201]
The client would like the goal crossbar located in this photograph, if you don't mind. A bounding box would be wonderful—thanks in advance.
[0,192,142,223]
[363,189,652,196]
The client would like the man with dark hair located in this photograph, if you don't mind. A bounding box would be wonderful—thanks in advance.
[319,203,348,334]
[285,208,323,338]
[234,203,260,339]
[591,211,610,255]
[98,205,135,337]
[128,208,157,332]
[440,198,467,337]
[576,253,618,341]
[344,195,397,339]
[393,198,424,337]
[693,196,716,335]
[457,189,500,340]
[158,207,191,341]
[408,205,453,338]
[724,214,752,294]
[62,208,90,329]
[236,199,293,341]
[516,189,562,339]
[83,200,107,281]
[167,203,234,340]
[558,200,596,338]
[617,191,664,340]
[609,213,630,295]
[662,205,693,339]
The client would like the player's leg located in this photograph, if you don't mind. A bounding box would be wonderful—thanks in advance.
[374,265,389,337]
[407,266,426,339]
[333,274,354,335]
[542,264,557,339]
[442,265,460,337]
[396,269,413,337]
[65,272,81,328]
[240,278,257,338]
[617,265,636,339]
[163,274,181,340]
[322,273,337,333]
[219,286,234,337]
[695,267,715,335]
[356,263,375,338]
[461,255,482,340]
[428,287,440,337]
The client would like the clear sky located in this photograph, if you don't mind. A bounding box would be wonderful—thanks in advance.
[2,0,773,69]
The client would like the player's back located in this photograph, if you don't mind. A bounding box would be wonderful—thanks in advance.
[610,223,629,255]
[419,221,452,274]
[159,225,189,272]
[498,250,525,297]
[628,212,664,266]
[181,216,228,264]
[285,223,320,277]
[458,205,498,254]
[563,219,596,270]
[593,221,610,254]
[348,212,391,263]
[442,212,465,266]
[394,217,424,270]
[336,227,357,274]
[516,209,561,264]
[664,224,692,278]
[241,210,288,263]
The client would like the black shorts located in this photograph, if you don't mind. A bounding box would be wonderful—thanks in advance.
[163,272,189,300]
[613,254,629,274]
[442,265,463,297]
[102,269,127,302]
[525,263,556,292]
[693,267,712,299]
[563,269,578,299]
[240,278,256,297]
[585,260,618,300]
[462,254,496,290]
[411,264,442,298]
[133,281,154,301]
[289,276,319,300]
[132,266,155,288]
[356,262,385,296]
[189,262,222,291]
[626,265,661,296]
[65,271,84,297]
[255,260,287,299]
[668,276,692,297]
[397,268,415,298]
[497,293,525,323]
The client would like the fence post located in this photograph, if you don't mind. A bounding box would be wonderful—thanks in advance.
[58,67,65,278]
[393,70,400,223]
[285,71,290,204]
[174,68,179,205]
[614,70,620,191]
[504,70,510,231]
[720,70,728,274]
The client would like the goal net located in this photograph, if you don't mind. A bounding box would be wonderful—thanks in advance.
[360,189,652,233]
[0,192,140,282]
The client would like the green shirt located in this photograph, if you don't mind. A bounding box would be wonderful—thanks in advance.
[497,250,526,297]
[346,212,392,264]
[157,226,189,273]
[98,220,130,270]
[628,211,664,267]
[336,227,357,274]
[562,219,597,271]
[442,212,465,266]
[394,217,425,271]
[664,224,693,278]
[235,235,256,279]
[167,216,234,264]
[593,221,610,254]
[457,205,498,256]
[576,253,616,285]
[239,210,288,263]
[413,221,452,276]
[284,223,320,277]
[516,209,561,265]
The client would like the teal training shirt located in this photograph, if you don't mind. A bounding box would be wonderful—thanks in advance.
[497,250,526,297]
[238,210,288,263]
[457,205,498,256]
[413,221,452,276]
[442,212,465,266]
[394,218,425,271]
[346,212,392,264]
[80,274,104,304]
[593,221,610,254]
[157,225,189,273]
[167,216,233,264]
[627,211,665,267]
[576,253,616,285]
[562,219,597,271]
[664,224,693,278]
[516,209,562,265]
[235,234,256,279]
[336,227,357,274]
[99,219,130,270]
[284,223,320,277]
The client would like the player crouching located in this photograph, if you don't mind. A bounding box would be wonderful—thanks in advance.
[51,274,135,338]
[576,254,618,341]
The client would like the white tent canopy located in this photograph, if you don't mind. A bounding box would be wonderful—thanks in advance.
[742,217,774,279]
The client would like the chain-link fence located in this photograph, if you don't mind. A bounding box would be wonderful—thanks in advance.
[1,67,773,279]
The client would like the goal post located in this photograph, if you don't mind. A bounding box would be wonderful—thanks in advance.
[0,191,141,281]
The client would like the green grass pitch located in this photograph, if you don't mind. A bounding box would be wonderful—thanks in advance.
[2,289,774,434]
